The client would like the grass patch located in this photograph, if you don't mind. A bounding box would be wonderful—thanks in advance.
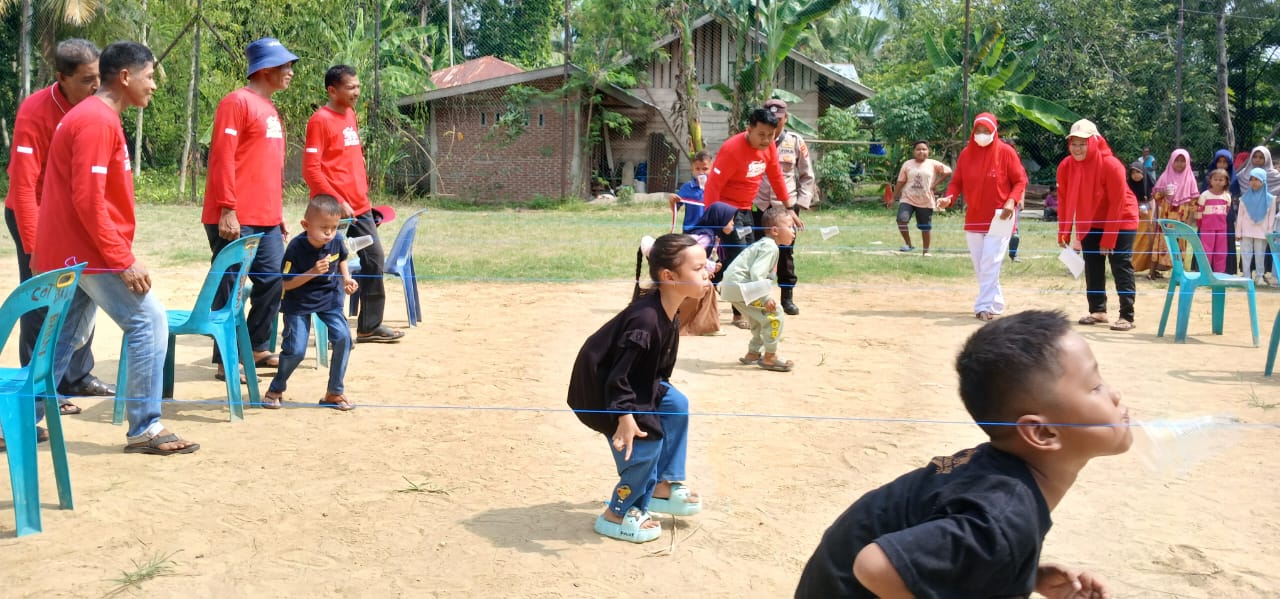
[395,475,450,495]
[103,550,180,597]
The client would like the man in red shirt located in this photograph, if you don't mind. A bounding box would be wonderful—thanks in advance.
[36,41,199,455]
[702,107,796,328]
[4,39,112,414]
[202,37,298,380]
[303,64,404,342]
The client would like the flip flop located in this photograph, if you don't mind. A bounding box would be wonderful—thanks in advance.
[259,392,283,410]
[647,482,702,516]
[320,394,355,411]
[1078,314,1108,325]
[593,509,661,543]
[59,403,83,415]
[124,432,200,456]
[758,358,794,372]
[254,353,280,368]
[1109,319,1135,331]
[356,326,405,343]
[214,369,248,385]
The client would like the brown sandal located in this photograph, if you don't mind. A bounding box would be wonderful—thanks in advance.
[1078,314,1109,325]
[259,391,283,410]
[320,393,355,411]
[1109,319,1135,331]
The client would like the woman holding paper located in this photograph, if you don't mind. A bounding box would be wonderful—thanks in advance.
[1055,119,1140,331]
[940,113,1027,321]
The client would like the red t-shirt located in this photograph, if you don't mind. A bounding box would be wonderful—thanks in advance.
[302,105,371,216]
[703,132,790,211]
[5,83,75,253]
[202,87,286,227]
[33,97,136,273]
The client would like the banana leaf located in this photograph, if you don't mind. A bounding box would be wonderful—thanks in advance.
[1004,93,1081,135]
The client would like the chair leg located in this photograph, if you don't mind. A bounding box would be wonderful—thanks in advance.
[112,338,128,426]
[1175,287,1197,343]
[1210,288,1225,335]
[1247,285,1259,347]
[237,317,261,414]
[1266,310,1280,376]
[2,394,43,535]
[215,332,244,422]
[162,334,177,399]
[1157,280,1176,338]
[314,313,329,369]
[40,384,73,510]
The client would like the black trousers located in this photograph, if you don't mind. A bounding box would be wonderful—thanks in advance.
[348,210,388,334]
[5,208,95,386]
[1082,228,1137,322]
[753,207,797,292]
[715,208,756,286]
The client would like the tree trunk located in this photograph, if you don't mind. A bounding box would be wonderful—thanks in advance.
[1215,0,1235,151]
[18,0,33,98]
[134,0,150,174]
[179,21,201,196]
[676,11,703,153]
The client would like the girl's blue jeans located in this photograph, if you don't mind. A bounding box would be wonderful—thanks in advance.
[605,383,689,517]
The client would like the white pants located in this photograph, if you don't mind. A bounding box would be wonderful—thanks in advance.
[966,231,1011,314]
[1240,237,1267,280]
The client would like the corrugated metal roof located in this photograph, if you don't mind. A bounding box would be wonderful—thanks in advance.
[429,56,524,89]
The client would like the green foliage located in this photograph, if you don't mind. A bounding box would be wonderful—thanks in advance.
[465,0,564,68]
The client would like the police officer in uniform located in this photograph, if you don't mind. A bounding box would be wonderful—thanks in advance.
[753,98,814,315]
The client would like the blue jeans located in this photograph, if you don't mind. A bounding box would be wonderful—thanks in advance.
[605,383,689,517]
[269,309,351,395]
[53,273,168,439]
[205,224,284,360]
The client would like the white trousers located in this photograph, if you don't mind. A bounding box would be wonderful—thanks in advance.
[966,231,1011,314]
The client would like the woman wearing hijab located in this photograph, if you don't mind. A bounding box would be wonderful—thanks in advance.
[1152,149,1200,272]
[1204,149,1240,274]
[939,113,1028,321]
[676,202,738,335]
[1128,160,1160,274]
[1056,120,1140,331]
[1239,146,1280,281]
[1236,167,1277,285]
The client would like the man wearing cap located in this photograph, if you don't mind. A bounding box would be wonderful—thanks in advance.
[202,37,297,380]
[5,39,114,414]
[703,106,796,328]
[752,98,813,316]
[303,64,403,342]
[1055,118,1139,332]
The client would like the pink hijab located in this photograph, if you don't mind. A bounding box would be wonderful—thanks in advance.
[1153,149,1199,206]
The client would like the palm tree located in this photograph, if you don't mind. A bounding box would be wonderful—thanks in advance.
[797,4,891,71]
[0,0,100,98]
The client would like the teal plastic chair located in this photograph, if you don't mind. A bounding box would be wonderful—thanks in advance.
[1264,232,1280,375]
[1155,219,1259,346]
[268,218,354,368]
[351,209,425,327]
[0,263,86,536]
[115,235,263,424]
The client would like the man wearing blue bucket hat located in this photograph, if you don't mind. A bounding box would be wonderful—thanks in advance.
[202,37,298,385]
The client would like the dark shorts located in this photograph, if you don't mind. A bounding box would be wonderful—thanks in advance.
[897,203,933,231]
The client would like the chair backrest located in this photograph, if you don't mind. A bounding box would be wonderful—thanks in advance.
[337,218,353,238]
[385,210,426,275]
[1157,219,1212,278]
[188,234,264,327]
[1268,232,1280,266]
[0,264,86,398]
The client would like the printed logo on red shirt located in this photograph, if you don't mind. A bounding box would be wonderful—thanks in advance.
[265,116,283,139]
[342,126,360,147]
[746,160,766,178]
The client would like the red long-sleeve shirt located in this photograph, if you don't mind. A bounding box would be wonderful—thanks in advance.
[945,140,1028,234]
[1056,137,1139,250]
[33,97,137,274]
[5,83,74,253]
[202,87,286,227]
[302,105,371,216]
[703,132,790,210]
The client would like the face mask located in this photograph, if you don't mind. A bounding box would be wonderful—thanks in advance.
[974,133,994,147]
[696,173,708,188]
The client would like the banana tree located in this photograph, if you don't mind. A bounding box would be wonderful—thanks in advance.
[0,0,100,98]
[923,23,1079,135]
[706,0,842,133]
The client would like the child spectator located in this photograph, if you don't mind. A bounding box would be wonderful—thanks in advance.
[263,195,359,411]
[1196,169,1232,272]
[893,140,952,256]
[722,206,797,372]
[795,310,1129,598]
[1153,149,1200,272]
[668,150,713,233]
[567,234,708,543]
[1042,184,1059,222]
[1237,168,1277,285]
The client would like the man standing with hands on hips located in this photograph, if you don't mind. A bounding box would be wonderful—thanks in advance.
[702,106,800,329]
[752,98,814,316]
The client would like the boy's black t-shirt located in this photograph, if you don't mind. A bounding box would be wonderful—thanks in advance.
[281,234,348,314]
[795,443,1052,599]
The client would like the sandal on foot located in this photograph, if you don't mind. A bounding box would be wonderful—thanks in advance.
[738,355,761,365]
[356,326,405,343]
[253,353,280,368]
[320,393,355,411]
[759,358,794,372]
[899,245,914,252]
[594,509,661,543]
[1109,319,1135,331]
[59,402,82,415]
[214,368,248,385]
[648,482,702,516]
[259,391,283,410]
[124,430,200,456]
[1078,314,1109,325]
[0,427,49,453]
[975,311,994,322]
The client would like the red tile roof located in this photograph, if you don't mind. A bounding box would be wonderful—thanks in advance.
[430,56,524,89]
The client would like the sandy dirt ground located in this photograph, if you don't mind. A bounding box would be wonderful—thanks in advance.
[1,261,1279,598]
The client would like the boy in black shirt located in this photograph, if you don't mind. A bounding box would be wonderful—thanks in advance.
[263,195,359,411]
[796,310,1128,598]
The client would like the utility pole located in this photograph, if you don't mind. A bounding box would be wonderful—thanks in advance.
[1175,0,1185,146]
[962,0,972,136]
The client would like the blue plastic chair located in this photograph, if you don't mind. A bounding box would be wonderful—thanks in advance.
[115,235,263,424]
[351,209,426,327]
[0,263,85,536]
[1155,219,1259,346]
[1264,232,1280,375]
